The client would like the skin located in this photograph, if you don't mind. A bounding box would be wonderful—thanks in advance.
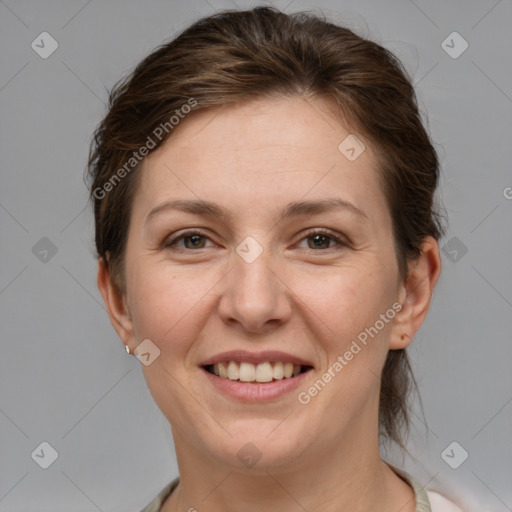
[97,95,441,512]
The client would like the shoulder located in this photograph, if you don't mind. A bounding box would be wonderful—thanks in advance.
[385,462,464,512]
[426,490,464,512]
[140,477,179,512]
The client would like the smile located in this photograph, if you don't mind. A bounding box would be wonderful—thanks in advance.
[204,361,313,383]
[200,350,315,401]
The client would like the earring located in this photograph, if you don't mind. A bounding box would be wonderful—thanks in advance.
[125,344,131,354]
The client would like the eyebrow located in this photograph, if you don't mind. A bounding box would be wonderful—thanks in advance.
[145,197,368,225]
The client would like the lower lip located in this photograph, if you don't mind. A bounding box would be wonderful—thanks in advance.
[201,367,312,402]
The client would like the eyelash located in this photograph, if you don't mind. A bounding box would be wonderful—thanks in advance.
[163,228,349,252]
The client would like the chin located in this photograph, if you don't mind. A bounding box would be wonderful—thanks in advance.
[200,424,311,473]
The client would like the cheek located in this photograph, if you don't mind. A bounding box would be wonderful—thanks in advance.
[125,261,220,426]
[125,257,222,355]
[292,269,397,416]
[292,265,395,347]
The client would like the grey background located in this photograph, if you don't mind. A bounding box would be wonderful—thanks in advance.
[0,0,511,510]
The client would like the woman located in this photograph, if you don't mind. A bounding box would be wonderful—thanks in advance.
[88,6,462,511]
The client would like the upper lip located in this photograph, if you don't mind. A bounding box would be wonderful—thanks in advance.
[200,350,314,368]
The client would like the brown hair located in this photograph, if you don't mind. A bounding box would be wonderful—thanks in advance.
[87,6,445,449]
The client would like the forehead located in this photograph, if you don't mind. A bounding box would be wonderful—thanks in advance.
[134,95,390,228]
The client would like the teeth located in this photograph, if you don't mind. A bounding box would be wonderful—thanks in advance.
[218,362,228,378]
[210,361,307,383]
[239,362,255,382]
[273,361,284,380]
[227,361,239,380]
[255,362,273,382]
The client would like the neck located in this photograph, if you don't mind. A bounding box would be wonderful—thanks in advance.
[161,420,415,512]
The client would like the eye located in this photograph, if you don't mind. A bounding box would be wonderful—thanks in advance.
[164,230,213,250]
[297,229,349,251]
[163,228,349,252]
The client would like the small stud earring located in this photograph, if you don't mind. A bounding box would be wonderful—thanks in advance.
[125,344,131,354]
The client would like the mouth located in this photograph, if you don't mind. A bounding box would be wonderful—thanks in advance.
[199,350,315,401]
[202,361,314,383]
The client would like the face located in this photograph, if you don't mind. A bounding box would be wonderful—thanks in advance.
[109,95,413,472]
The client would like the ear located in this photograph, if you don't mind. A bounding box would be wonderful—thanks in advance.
[389,236,442,350]
[97,257,134,347]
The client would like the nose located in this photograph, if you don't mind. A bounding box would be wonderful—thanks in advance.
[216,245,292,334]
